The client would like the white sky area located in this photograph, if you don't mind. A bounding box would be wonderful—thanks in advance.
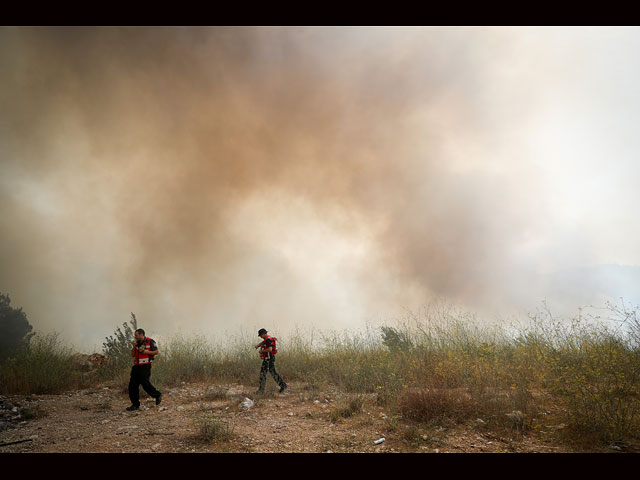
[2,27,640,349]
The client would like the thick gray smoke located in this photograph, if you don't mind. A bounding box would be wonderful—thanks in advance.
[1,27,639,348]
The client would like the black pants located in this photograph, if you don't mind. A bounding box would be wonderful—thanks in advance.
[129,364,161,407]
[258,356,287,391]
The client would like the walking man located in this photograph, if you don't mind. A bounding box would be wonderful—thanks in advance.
[126,328,162,411]
[254,328,287,394]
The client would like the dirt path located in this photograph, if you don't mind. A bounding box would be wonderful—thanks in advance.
[0,381,580,453]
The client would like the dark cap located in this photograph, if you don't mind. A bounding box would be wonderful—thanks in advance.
[258,328,268,336]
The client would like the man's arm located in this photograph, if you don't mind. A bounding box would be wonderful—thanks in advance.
[259,338,273,354]
[142,339,159,357]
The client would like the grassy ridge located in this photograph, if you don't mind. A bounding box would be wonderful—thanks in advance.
[1,303,639,446]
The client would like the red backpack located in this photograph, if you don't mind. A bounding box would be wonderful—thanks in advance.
[260,336,278,359]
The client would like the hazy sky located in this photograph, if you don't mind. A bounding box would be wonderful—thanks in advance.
[1,27,639,349]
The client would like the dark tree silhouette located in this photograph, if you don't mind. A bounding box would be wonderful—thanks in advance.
[0,293,35,358]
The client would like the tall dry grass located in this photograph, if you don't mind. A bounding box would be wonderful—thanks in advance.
[1,301,638,446]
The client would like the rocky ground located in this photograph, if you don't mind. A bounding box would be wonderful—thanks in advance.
[0,380,630,453]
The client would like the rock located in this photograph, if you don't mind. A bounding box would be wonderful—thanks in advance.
[101,420,110,424]
[608,445,622,451]
[239,398,254,411]
[435,448,440,453]
[313,400,320,404]
[287,412,294,417]
[152,443,161,451]
[11,407,18,413]
[475,418,486,425]
[72,353,109,370]
[374,438,385,445]
[159,406,168,412]
[177,406,185,411]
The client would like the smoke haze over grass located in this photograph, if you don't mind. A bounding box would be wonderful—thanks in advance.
[1,27,640,346]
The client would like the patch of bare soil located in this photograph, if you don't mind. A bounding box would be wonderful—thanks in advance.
[0,381,615,453]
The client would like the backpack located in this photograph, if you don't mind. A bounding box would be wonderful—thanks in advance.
[260,336,278,359]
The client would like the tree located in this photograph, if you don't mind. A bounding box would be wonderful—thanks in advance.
[0,293,35,358]
[102,312,138,368]
[380,326,413,353]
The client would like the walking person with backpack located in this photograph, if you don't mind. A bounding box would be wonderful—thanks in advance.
[254,328,287,394]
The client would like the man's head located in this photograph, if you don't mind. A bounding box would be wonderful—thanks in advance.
[258,328,268,339]
[134,329,146,342]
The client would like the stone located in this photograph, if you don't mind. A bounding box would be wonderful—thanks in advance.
[239,398,254,411]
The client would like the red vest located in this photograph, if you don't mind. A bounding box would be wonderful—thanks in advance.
[134,338,154,365]
[260,336,278,360]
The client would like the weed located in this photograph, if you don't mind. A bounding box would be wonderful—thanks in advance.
[194,413,234,443]
[329,395,364,422]
[20,404,47,420]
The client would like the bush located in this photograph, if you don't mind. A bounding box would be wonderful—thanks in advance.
[399,387,478,424]
[0,333,83,394]
[195,413,234,443]
[101,313,138,370]
[329,395,364,422]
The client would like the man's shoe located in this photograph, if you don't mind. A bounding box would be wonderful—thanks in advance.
[279,384,288,393]
[156,393,162,406]
[126,405,140,411]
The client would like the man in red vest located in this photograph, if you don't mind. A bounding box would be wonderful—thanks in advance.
[126,328,162,411]
[254,328,288,395]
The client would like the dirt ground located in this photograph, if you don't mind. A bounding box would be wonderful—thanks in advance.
[0,380,621,453]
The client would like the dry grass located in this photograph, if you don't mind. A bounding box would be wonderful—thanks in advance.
[2,301,639,448]
[194,413,234,443]
[329,395,365,422]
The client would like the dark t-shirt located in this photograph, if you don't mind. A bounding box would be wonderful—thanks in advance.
[263,337,275,360]
[147,338,158,352]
